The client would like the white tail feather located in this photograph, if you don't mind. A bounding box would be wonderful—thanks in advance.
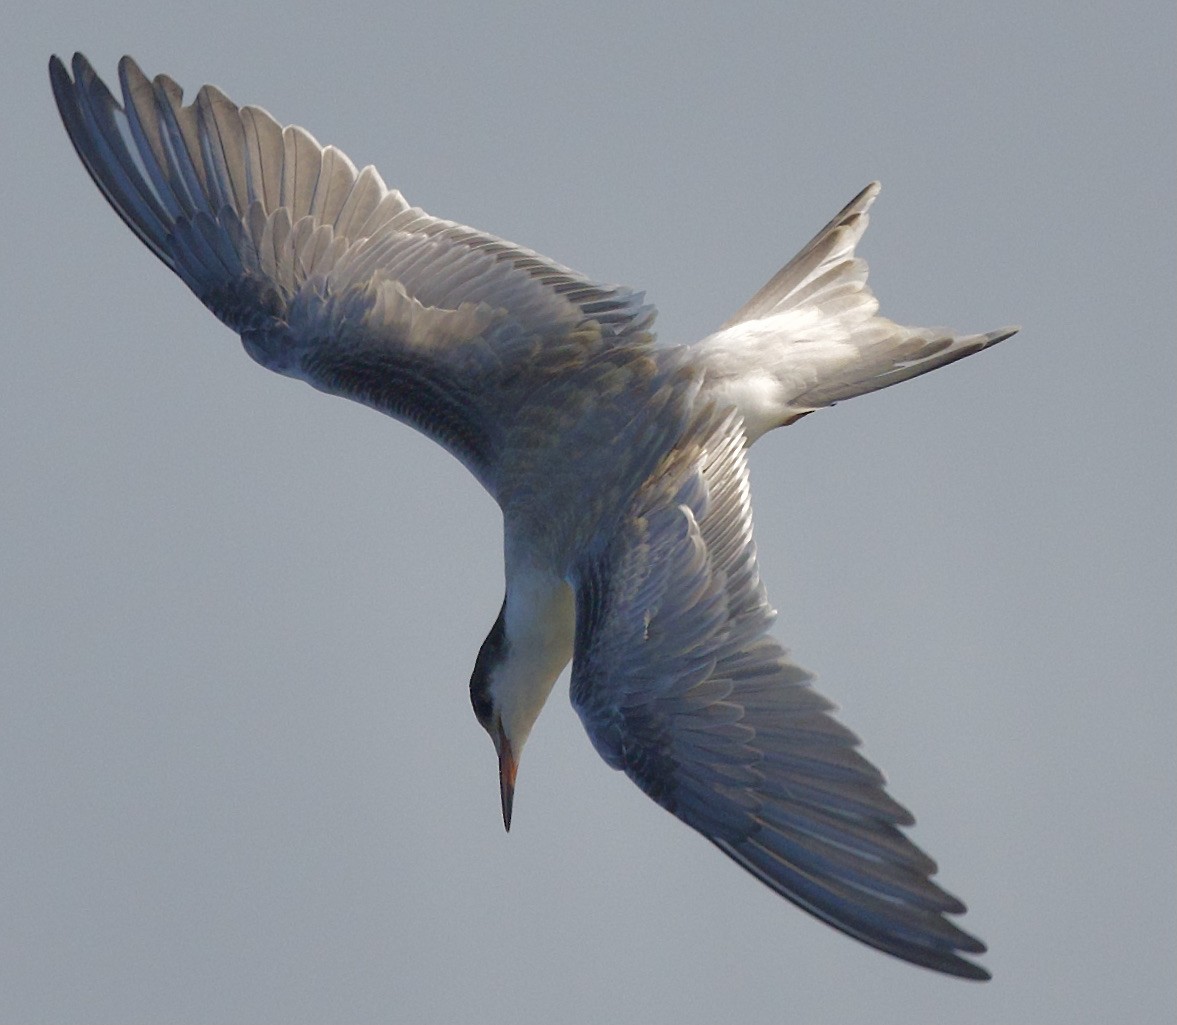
[696,183,1017,441]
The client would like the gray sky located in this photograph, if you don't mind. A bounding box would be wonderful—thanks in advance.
[4,3,1174,1023]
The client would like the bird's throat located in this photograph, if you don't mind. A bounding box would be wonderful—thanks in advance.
[495,567,576,749]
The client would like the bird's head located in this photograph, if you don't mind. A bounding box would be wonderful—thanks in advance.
[469,589,575,832]
[469,603,530,832]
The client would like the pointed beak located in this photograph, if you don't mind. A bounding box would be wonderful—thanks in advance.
[496,723,517,832]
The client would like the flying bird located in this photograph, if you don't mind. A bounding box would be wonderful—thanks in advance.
[50,53,1016,981]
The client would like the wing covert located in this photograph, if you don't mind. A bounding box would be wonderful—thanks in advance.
[571,409,989,979]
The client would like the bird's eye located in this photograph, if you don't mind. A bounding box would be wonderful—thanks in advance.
[470,678,493,726]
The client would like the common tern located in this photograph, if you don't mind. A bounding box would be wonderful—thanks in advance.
[50,53,1016,980]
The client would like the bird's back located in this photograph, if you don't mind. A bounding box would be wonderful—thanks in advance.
[494,339,709,571]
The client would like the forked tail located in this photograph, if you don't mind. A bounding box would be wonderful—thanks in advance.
[696,183,1017,441]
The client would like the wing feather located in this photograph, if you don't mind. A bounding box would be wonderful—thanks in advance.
[571,409,989,979]
[50,53,655,487]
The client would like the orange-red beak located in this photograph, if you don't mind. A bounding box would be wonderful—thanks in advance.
[496,723,517,832]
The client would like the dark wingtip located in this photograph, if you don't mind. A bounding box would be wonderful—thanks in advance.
[48,53,73,96]
[946,957,992,982]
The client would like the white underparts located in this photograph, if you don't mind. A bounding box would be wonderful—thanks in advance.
[492,566,576,752]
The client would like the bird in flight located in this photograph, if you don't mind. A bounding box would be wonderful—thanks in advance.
[50,53,1016,981]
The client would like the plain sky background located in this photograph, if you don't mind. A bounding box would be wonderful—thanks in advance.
[3,3,1174,1023]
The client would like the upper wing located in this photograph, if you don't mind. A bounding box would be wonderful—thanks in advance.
[50,53,654,490]
[699,184,1016,433]
[571,407,989,980]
